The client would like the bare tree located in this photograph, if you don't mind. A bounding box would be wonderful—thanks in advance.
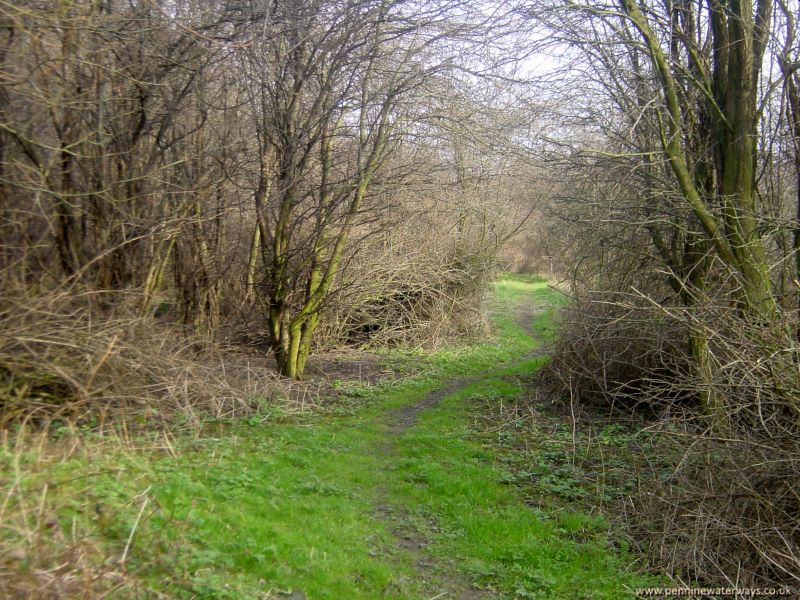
[533,0,800,419]
[233,0,483,377]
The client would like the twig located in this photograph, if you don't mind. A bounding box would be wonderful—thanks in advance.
[120,487,151,565]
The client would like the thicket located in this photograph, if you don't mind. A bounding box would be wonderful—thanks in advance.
[0,0,540,431]
[535,0,800,590]
[0,4,544,593]
[8,0,800,593]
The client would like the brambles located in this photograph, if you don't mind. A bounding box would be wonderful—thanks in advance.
[0,0,534,405]
[0,291,286,430]
[534,0,800,590]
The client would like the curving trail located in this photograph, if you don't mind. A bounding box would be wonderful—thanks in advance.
[58,276,653,599]
[368,279,559,599]
[377,375,485,599]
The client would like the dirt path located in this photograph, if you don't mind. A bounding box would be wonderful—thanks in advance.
[377,376,491,600]
[9,276,650,600]
[386,378,474,435]
[373,305,547,598]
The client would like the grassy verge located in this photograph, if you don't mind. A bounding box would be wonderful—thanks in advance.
[0,275,656,598]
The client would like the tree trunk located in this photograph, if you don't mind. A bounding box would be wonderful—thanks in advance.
[620,0,778,322]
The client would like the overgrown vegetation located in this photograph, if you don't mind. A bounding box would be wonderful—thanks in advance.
[531,0,800,592]
[0,276,657,599]
[2,0,799,596]
[0,0,540,389]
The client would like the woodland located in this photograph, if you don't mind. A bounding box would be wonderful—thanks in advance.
[1,0,799,598]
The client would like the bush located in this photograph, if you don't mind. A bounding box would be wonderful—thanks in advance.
[0,291,282,431]
[544,283,800,589]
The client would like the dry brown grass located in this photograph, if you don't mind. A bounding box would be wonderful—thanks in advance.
[0,288,299,598]
[1,431,153,599]
[626,428,800,589]
[0,290,289,432]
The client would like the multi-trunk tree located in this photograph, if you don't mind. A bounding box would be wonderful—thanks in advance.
[237,0,474,378]
[1,0,532,380]
[546,0,795,419]
[616,0,778,321]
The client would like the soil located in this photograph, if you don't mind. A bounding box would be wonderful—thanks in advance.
[386,378,474,435]
[304,349,394,386]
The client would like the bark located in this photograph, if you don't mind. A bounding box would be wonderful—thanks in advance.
[619,0,777,322]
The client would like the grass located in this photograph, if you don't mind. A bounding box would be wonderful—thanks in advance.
[391,379,645,599]
[0,274,657,598]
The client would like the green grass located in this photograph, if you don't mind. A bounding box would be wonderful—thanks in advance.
[389,375,646,599]
[0,274,656,598]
